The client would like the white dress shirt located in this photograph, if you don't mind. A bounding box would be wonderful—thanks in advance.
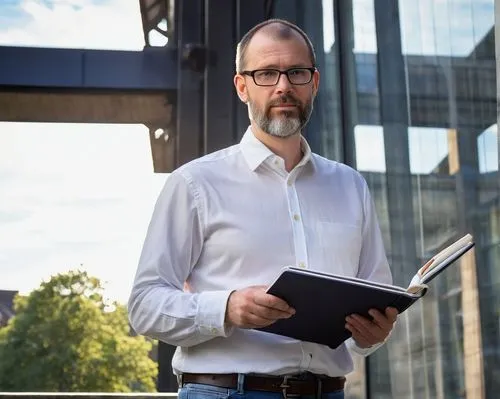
[128,126,392,378]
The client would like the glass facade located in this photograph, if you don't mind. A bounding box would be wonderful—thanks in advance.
[273,0,498,398]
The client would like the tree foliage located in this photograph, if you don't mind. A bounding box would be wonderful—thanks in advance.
[0,270,157,392]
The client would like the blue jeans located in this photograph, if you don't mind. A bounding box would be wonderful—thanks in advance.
[178,383,344,399]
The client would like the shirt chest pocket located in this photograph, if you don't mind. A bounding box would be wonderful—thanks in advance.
[312,222,362,277]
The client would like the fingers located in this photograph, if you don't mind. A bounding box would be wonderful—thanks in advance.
[251,291,296,323]
[239,311,281,328]
[225,287,295,329]
[253,290,295,314]
[368,308,396,330]
[345,314,380,347]
[345,307,398,347]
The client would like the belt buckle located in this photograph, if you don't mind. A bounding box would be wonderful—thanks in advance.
[280,375,291,398]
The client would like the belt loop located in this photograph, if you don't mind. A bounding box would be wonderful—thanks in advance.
[316,377,322,399]
[237,373,245,394]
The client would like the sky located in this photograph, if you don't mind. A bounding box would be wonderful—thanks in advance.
[0,0,498,304]
[0,0,145,50]
[0,122,167,304]
[0,0,168,304]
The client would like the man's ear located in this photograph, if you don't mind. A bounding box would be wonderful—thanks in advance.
[234,74,248,103]
[312,69,320,98]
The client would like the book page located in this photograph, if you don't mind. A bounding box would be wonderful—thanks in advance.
[406,233,474,292]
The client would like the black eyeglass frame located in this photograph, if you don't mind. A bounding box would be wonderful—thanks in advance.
[240,67,316,86]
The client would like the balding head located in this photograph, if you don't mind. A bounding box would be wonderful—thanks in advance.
[235,19,316,73]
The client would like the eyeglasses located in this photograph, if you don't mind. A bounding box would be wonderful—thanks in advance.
[241,67,316,86]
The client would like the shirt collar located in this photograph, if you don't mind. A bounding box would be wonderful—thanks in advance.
[239,126,313,172]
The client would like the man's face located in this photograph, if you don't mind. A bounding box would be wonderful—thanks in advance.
[235,30,319,138]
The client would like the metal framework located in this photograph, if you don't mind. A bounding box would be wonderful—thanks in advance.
[139,0,174,47]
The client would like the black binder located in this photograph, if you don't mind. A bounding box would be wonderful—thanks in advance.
[256,238,474,349]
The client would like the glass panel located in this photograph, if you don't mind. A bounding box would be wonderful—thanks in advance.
[354,125,386,172]
[477,124,499,173]
[349,0,499,398]
[399,0,494,56]
[0,0,144,50]
[352,0,377,53]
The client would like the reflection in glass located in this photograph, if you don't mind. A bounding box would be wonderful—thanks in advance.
[398,0,494,56]
[352,0,377,53]
[408,127,449,174]
[477,124,498,173]
[354,125,385,172]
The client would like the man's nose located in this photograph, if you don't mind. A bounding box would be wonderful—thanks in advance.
[275,72,292,92]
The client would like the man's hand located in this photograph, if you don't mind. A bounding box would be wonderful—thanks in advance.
[225,286,295,329]
[345,307,398,348]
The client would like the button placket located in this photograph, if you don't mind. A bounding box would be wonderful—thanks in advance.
[286,179,308,270]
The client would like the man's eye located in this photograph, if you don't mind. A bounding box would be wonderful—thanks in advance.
[260,70,275,77]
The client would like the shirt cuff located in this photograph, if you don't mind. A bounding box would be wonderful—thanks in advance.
[196,290,235,337]
[346,337,385,356]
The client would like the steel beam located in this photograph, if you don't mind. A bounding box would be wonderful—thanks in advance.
[374,0,418,285]
[0,90,172,125]
[234,0,267,138]
[172,0,204,168]
[334,0,358,166]
[0,46,177,90]
[203,0,239,153]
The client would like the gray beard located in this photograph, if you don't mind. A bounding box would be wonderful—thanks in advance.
[249,100,313,138]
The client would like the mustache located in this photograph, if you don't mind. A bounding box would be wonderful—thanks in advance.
[268,95,301,107]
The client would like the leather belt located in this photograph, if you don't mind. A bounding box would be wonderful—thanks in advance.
[181,373,346,395]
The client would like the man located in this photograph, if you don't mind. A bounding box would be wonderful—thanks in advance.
[128,18,397,399]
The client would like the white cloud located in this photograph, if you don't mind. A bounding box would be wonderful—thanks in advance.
[0,0,144,50]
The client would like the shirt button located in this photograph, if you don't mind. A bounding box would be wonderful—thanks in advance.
[211,327,218,334]
[299,262,306,268]
[293,214,300,221]
[287,180,293,186]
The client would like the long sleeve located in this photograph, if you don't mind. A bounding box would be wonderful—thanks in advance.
[349,176,393,356]
[127,171,234,347]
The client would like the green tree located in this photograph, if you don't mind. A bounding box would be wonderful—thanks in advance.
[0,270,157,392]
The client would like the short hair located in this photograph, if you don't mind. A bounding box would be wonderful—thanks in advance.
[235,19,316,73]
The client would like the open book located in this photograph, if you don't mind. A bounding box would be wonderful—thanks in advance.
[256,233,475,349]
[406,233,474,293]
